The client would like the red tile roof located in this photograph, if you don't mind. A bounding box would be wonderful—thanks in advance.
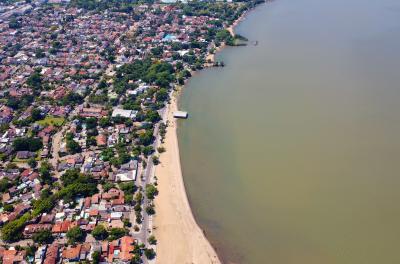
[43,244,59,264]
[62,245,81,260]
[52,220,72,233]
[120,236,135,261]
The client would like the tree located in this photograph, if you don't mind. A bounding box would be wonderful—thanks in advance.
[156,88,168,102]
[145,205,155,215]
[144,248,156,260]
[24,245,37,259]
[1,213,31,242]
[92,225,108,240]
[3,204,13,212]
[35,48,45,58]
[0,179,11,193]
[99,117,111,128]
[181,69,192,78]
[118,152,131,165]
[13,137,43,152]
[145,110,161,123]
[85,117,98,130]
[92,251,101,264]
[86,136,97,147]
[61,92,83,106]
[9,18,22,29]
[40,189,52,199]
[39,160,53,184]
[26,71,43,91]
[134,192,143,203]
[216,29,233,43]
[145,184,158,200]
[32,196,56,216]
[125,194,133,205]
[27,157,37,168]
[118,182,136,195]
[56,180,97,203]
[66,139,81,154]
[145,61,175,87]
[157,146,165,153]
[52,41,62,50]
[32,229,53,244]
[138,131,154,146]
[66,226,85,244]
[123,218,131,228]
[148,235,157,245]
[60,169,81,186]
[135,212,142,224]
[134,203,141,213]
[65,132,74,141]
[142,146,154,156]
[31,109,43,121]
[152,155,159,165]
[131,254,142,264]
[101,148,114,162]
[151,46,163,57]
[108,228,128,241]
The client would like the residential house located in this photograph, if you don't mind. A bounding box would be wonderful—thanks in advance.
[43,244,59,264]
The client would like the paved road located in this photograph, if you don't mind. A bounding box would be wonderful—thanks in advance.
[136,106,168,264]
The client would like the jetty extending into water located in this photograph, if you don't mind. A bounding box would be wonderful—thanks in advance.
[173,111,189,119]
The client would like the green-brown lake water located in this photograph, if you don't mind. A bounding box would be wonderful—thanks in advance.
[178,0,400,263]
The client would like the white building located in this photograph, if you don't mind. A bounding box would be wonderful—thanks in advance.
[111,109,138,119]
[115,170,137,182]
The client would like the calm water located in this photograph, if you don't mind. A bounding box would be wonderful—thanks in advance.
[178,0,400,263]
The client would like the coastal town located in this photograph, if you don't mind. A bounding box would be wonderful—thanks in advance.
[0,0,262,263]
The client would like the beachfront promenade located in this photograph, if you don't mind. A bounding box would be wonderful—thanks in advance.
[135,107,166,264]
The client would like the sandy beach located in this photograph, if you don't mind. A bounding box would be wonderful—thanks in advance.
[153,92,221,264]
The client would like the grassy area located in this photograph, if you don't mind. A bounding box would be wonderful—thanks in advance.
[36,116,65,127]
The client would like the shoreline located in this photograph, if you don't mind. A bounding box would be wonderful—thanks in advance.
[153,4,262,263]
[153,89,221,264]
[206,8,252,65]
